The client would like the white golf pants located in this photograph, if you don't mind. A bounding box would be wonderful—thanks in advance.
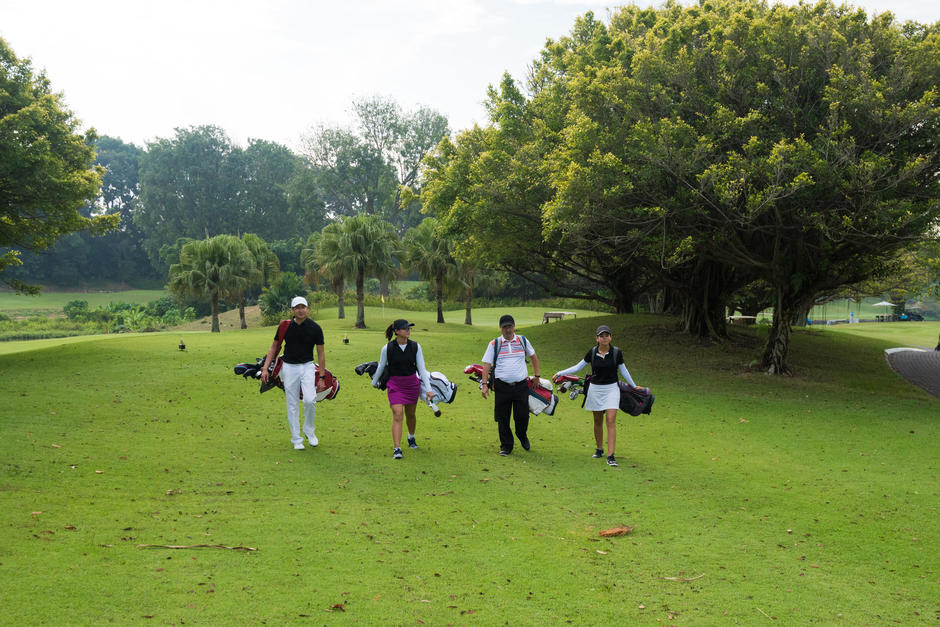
[280,361,317,445]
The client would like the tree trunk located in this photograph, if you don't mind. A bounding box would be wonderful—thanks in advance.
[647,290,666,314]
[436,271,445,324]
[791,301,813,328]
[611,268,635,314]
[334,278,345,319]
[239,296,247,329]
[464,284,472,325]
[211,292,220,333]
[761,290,813,375]
[355,269,366,328]
[762,300,793,375]
[677,260,729,340]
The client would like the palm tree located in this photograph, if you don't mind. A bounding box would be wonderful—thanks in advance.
[258,271,307,325]
[454,257,480,325]
[403,217,455,324]
[303,227,350,319]
[168,235,256,333]
[238,233,280,329]
[322,215,398,328]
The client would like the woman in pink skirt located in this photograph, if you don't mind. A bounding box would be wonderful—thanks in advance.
[372,319,434,459]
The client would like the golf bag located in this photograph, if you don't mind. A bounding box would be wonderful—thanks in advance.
[353,360,390,390]
[527,377,558,416]
[355,361,455,416]
[465,364,556,416]
[234,356,340,401]
[423,371,457,404]
[354,361,378,377]
[553,374,587,400]
[464,363,488,387]
[618,382,654,416]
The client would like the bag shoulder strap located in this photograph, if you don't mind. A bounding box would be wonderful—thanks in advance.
[273,319,291,354]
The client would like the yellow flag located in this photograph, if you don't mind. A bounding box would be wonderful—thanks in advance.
[381,294,385,304]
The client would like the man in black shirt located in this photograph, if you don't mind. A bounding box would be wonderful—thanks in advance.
[261,296,325,449]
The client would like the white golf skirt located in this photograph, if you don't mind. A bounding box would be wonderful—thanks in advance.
[584,381,620,411]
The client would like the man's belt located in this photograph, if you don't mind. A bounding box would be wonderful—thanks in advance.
[495,378,527,386]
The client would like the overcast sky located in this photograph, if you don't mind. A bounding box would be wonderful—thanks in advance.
[2,0,937,150]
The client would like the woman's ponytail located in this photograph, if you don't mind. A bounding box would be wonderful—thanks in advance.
[385,324,395,341]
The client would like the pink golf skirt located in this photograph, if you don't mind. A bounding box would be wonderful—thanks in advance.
[387,374,421,406]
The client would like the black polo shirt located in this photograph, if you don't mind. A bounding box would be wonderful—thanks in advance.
[278,318,324,364]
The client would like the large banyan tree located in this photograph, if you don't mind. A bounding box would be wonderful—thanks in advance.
[425,0,940,374]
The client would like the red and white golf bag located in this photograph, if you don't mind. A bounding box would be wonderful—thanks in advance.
[464,364,557,416]
[526,377,558,416]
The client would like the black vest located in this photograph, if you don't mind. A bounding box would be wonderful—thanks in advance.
[587,346,622,385]
[386,339,418,376]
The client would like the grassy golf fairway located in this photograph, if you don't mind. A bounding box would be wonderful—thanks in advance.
[0,290,167,317]
[1,309,935,624]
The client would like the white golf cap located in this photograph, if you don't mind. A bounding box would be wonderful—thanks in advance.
[290,296,308,308]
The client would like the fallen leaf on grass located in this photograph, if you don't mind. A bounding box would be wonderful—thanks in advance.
[328,603,345,612]
[663,573,705,581]
[136,544,257,551]
[596,550,607,555]
[598,525,635,537]
[31,511,42,518]
[52,444,61,448]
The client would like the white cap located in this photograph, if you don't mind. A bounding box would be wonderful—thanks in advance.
[290,296,308,308]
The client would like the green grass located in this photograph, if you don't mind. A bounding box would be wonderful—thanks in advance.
[0,310,935,624]
[0,289,168,317]
[817,320,939,348]
[746,297,939,323]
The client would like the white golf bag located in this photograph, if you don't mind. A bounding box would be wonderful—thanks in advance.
[420,371,457,416]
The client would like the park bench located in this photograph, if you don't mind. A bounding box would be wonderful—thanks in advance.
[543,311,576,324]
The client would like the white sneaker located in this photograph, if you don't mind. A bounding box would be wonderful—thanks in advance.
[307,434,318,447]
[293,442,305,450]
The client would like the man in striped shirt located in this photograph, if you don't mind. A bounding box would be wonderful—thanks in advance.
[480,314,541,455]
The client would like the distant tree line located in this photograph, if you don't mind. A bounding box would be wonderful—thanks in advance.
[6,95,450,289]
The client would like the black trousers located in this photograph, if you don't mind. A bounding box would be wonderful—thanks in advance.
[493,379,529,452]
